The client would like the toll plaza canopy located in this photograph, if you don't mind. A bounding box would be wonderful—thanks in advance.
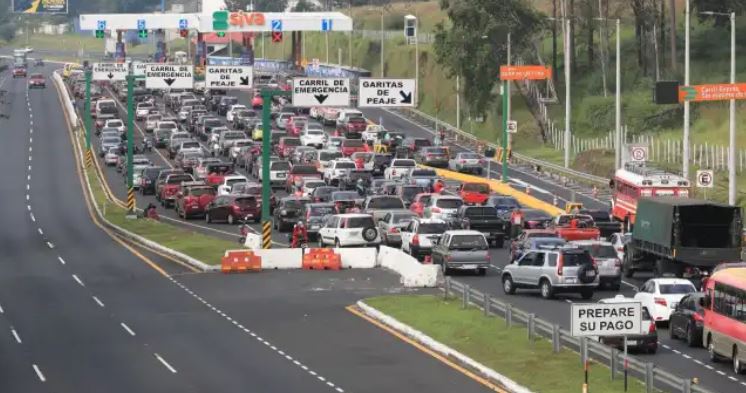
[79,11,352,32]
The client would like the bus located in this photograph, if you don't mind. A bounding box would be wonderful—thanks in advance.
[702,267,746,374]
[610,162,690,225]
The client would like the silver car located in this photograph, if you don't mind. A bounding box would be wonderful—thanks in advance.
[431,230,491,275]
[570,240,622,290]
[378,211,418,246]
[448,152,485,174]
[502,245,599,299]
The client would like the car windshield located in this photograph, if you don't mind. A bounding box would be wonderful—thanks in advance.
[419,222,448,234]
[347,216,375,228]
[207,165,232,174]
[410,170,437,177]
[235,197,257,207]
[659,284,696,295]
[368,197,404,209]
[578,244,618,258]
[343,140,365,147]
[108,121,123,127]
[290,166,318,174]
[490,197,520,208]
[204,119,222,127]
[435,198,463,209]
[414,139,431,147]
[426,147,448,155]
[190,187,214,197]
[283,199,307,209]
[561,251,593,267]
[532,238,566,248]
[335,161,356,169]
[450,235,488,249]
[332,192,359,201]
[524,210,552,220]
[393,160,415,167]
[320,152,343,161]
[401,187,426,200]
[283,138,301,146]
[307,130,324,135]
[465,207,497,216]
[309,206,335,216]
[103,137,120,144]
[460,153,480,159]
[463,183,489,193]
[226,179,246,187]
[270,162,291,171]
[304,181,325,189]
[392,214,417,224]
[167,175,193,184]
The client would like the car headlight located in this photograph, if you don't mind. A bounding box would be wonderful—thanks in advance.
[280,209,288,216]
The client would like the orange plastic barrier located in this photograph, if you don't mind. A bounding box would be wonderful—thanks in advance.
[302,248,342,270]
[221,250,262,273]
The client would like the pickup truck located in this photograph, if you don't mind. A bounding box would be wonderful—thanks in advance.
[323,159,357,186]
[431,230,491,276]
[451,206,506,248]
[203,162,234,188]
[285,164,322,193]
[579,209,623,239]
[549,214,601,241]
[384,159,416,180]
[175,181,216,219]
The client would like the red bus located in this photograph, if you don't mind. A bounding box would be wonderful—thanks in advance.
[702,267,746,374]
[610,163,690,225]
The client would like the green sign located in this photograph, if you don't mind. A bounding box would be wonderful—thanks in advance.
[138,29,148,38]
[213,10,229,31]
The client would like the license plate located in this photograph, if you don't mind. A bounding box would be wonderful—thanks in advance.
[565,277,577,283]
[627,340,638,346]
[462,264,478,269]
[276,173,286,178]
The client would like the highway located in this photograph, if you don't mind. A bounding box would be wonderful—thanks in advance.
[0,63,502,392]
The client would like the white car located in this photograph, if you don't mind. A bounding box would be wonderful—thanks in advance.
[275,112,294,130]
[228,139,253,161]
[104,147,119,166]
[423,195,464,222]
[104,119,125,134]
[323,159,357,185]
[145,113,162,132]
[633,278,697,323]
[596,295,658,354]
[135,102,154,120]
[131,164,151,189]
[400,218,449,259]
[384,159,417,180]
[350,152,375,171]
[156,120,179,132]
[300,126,326,148]
[609,232,631,263]
[335,109,364,127]
[301,179,327,197]
[217,175,249,195]
[362,124,386,144]
[226,104,248,123]
[318,213,381,248]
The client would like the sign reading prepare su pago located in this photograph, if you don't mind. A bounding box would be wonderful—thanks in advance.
[571,302,642,337]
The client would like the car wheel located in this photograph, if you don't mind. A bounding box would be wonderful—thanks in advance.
[686,324,699,347]
[227,214,235,225]
[335,238,342,248]
[540,279,554,299]
[477,268,486,276]
[502,275,515,294]
[669,323,677,339]
[708,337,722,362]
[647,345,658,355]
[317,237,325,248]
[580,289,594,300]
[734,347,744,374]
[205,212,212,223]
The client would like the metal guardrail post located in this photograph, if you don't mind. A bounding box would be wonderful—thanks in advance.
[552,324,561,353]
[645,363,654,393]
[506,303,513,327]
[580,337,587,366]
[610,347,617,380]
[443,277,450,300]
[528,313,535,341]
[483,293,490,315]
[462,285,469,309]
[683,378,691,393]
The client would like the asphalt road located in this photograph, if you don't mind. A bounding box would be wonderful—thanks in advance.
[0,64,507,393]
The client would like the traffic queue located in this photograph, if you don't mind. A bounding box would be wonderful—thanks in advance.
[63,66,746,373]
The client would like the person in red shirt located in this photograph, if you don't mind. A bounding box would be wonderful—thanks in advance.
[509,208,524,238]
[291,221,309,248]
[433,179,445,194]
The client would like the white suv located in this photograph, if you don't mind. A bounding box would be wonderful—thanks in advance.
[300,126,326,148]
[384,159,416,180]
[323,159,357,186]
[318,214,381,248]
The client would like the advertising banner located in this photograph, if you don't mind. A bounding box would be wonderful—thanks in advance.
[14,0,68,14]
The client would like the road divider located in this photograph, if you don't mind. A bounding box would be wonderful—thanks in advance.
[377,246,440,287]
[221,250,262,273]
[423,166,564,216]
[302,248,341,270]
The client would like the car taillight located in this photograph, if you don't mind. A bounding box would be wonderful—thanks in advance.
[693,311,704,322]
[431,207,441,213]
[614,258,622,268]
[412,234,420,246]
[389,227,399,234]
[445,255,452,261]
[392,169,397,175]
[590,257,597,269]
[306,210,311,220]
[232,204,242,213]
[654,297,668,307]
[460,159,466,164]
[648,322,657,334]
[557,254,564,276]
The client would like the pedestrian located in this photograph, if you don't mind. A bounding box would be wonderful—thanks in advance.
[509,208,524,239]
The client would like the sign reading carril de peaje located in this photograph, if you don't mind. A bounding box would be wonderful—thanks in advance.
[571,302,642,337]
[292,78,350,107]
[358,78,415,107]
[145,64,193,89]
[205,66,253,89]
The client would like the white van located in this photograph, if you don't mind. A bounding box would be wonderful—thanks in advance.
[336,109,364,127]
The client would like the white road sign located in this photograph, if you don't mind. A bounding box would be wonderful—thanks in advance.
[92,63,127,81]
[571,302,642,337]
[145,64,193,89]
[132,62,147,77]
[628,144,649,162]
[696,170,714,188]
[507,120,518,133]
[292,78,350,107]
[205,65,253,90]
[358,78,416,108]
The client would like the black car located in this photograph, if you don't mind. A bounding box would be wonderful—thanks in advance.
[273,197,311,232]
[372,153,393,175]
[140,166,166,195]
[339,170,373,192]
[669,292,705,347]
[206,92,226,112]
[233,109,259,130]
[217,96,238,116]
[300,203,335,239]
[310,186,339,203]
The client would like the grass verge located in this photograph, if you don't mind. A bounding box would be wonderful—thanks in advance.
[365,295,650,393]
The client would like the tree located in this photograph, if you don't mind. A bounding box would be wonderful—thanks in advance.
[224,0,289,12]
[434,0,544,117]
[293,0,321,12]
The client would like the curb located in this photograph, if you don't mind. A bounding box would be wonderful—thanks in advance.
[356,300,534,393]
[52,70,220,273]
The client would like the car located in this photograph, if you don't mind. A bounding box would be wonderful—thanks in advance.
[458,182,491,205]
[502,244,599,299]
[310,186,339,203]
[104,119,125,135]
[350,152,375,171]
[318,150,344,170]
[400,218,449,259]
[340,138,369,157]
[339,170,373,192]
[323,159,357,186]
[596,295,658,354]
[485,195,522,215]
[449,152,485,174]
[363,195,407,222]
[383,159,416,180]
[299,203,336,239]
[395,185,427,208]
[318,213,381,248]
[103,147,119,166]
[378,211,419,247]
[414,146,450,168]
[140,166,166,195]
[276,137,302,159]
[12,66,27,78]
[431,230,490,275]
[569,240,622,290]
[372,153,393,176]
[669,292,705,347]
[144,113,162,132]
[99,136,121,157]
[254,159,291,187]
[217,96,239,116]
[228,139,253,162]
[451,205,506,248]
[198,117,223,141]
[285,164,322,193]
[423,195,464,222]
[510,236,566,262]
[193,157,222,180]
[402,137,432,153]
[226,104,248,123]
[175,182,216,219]
[275,111,294,129]
[251,122,266,141]
[216,174,249,195]
[28,73,45,88]
[175,150,204,173]
[409,192,434,217]
[334,116,367,139]
[273,197,311,231]
[286,116,309,136]
[233,109,259,130]
[331,190,364,213]
[609,232,632,262]
[157,173,195,208]
[403,168,438,190]
[300,179,327,198]
[206,194,260,224]
[362,124,386,144]
[203,162,235,188]
[289,146,317,165]
[217,131,247,156]
[299,126,326,148]
[135,102,154,120]
[511,208,554,230]
[633,278,697,324]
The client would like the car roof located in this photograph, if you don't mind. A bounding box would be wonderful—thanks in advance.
[334,213,373,218]
[646,278,696,285]
[444,230,484,235]
[570,240,613,246]
[415,218,447,224]
[599,295,641,304]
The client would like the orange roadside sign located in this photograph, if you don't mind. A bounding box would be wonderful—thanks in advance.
[679,83,746,102]
[500,65,552,81]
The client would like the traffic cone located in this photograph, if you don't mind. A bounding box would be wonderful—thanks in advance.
[525,185,531,195]
[553,195,558,206]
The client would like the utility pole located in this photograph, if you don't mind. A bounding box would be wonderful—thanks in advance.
[564,19,572,168]
[507,32,512,151]
[615,19,621,169]
[456,74,460,129]
[597,0,608,97]
[125,68,136,217]
[84,66,92,162]
[683,0,690,179]
[380,8,384,77]
[348,0,353,67]
[729,11,736,205]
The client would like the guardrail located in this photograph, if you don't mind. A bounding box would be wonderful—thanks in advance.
[444,278,711,393]
[392,107,609,188]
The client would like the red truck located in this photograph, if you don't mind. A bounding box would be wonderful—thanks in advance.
[175,181,216,219]
[549,214,601,241]
[158,173,195,208]
[340,139,370,157]
[204,162,234,188]
[458,182,491,205]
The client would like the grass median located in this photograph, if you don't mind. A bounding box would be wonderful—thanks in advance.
[365,295,651,393]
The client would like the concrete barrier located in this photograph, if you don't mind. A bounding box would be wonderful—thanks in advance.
[377,246,440,287]
[424,166,564,216]
[254,249,303,269]
[334,248,378,268]
[51,71,78,128]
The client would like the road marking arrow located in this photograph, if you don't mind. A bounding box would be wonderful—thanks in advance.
[399,90,412,104]
[163,78,176,86]
[314,94,328,104]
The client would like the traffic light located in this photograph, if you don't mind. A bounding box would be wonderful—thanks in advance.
[272,31,283,43]
[216,31,225,38]
[138,29,148,38]
[179,29,188,38]
[95,30,105,39]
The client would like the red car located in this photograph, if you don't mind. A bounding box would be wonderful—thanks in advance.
[204,162,234,188]
[205,195,260,224]
[158,173,195,208]
[276,137,302,158]
[286,116,308,137]
[458,182,491,205]
[410,193,434,217]
[12,66,27,78]
[334,116,367,139]
[285,164,322,193]
[340,139,369,157]
[251,95,263,109]
[28,73,45,88]
[175,182,216,219]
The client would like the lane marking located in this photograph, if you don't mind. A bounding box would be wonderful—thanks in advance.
[30,213,35,222]
[27,205,31,211]
[729,376,738,381]
[682,354,692,359]
[0,303,4,313]
[154,353,177,373]
[717,370,726,376]
[120,322,136,336]
[26,194,29,201]
[46,242,54,249]
[92,296,105,308]
[37,228,42,235]
[32,364,46,382]
[11,328,21,343]
[347,305,508,392]
[71,274,84,287]
[57,256,65,265]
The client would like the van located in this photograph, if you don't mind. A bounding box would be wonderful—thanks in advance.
[336,109,364,127]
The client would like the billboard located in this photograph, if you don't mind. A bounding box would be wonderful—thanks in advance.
[13,0,68,14]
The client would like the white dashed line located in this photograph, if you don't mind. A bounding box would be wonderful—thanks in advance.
[0,303,4,313]
[672,349,681,354]
[682,354,692,359]
[120,322,136,336]
[741,381,746,386]
[92,296,104,308]
[57,256,65,265]
[11,328,21,343]
[705,365,715,370]
[717,370,727,376]
[46,242,54,249]
[37,228,42,235]
[729,376,738,381]
[30,213,35,222]
[27,165,31,171]
[154,353,177,373]
[27,174,30,180]
[26,194,29,201]
[26,184,30,190]
[694,359,704,365]
[71,274,84,287]
[662,344,670,349]
[32,364,45,382]
[564,299,572,303]
[28,146,31,152]
[28,155,32,161]
[27,205,31,211]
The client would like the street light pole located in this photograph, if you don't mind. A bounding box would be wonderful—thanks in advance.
[683,0,691,179]
[564,19,572,168]
[126,71,136,217]
[380,8,384,77]
[615,19,621,169]
[507,32,512,151]
[728,11,736,205]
